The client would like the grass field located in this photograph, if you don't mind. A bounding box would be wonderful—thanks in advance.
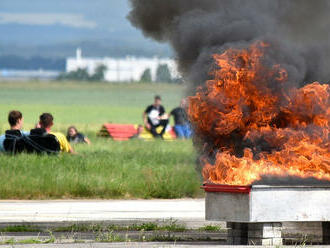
[0,81,203,199]
[0,81,186,132]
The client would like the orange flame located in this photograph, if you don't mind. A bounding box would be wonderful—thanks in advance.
[188,41,330,185]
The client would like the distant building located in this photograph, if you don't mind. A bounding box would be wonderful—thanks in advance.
[66,48,179,82]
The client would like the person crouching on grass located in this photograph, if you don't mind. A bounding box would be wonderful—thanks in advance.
[39,113,75,154]
[66,126,91,144]
[0,110,29,153]
[143,95,169,139]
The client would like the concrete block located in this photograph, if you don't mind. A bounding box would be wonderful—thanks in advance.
[227,236,248,245]
[228,222,284,245]
[229,229,246,237]
[227,222,248,230]
[249,237,283,246]
[323,222,330,245]
[248,230,263,238]
[249,238,272,245]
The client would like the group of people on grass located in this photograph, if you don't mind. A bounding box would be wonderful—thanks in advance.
[143,95,192,139]
[0,96,191,155]
[0,111,90,154]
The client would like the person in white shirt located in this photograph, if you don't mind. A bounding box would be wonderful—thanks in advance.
[143,95,169,138]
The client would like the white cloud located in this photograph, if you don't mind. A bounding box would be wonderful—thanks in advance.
[0,12,97,28]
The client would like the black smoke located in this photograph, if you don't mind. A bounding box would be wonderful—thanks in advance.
[128,0,330,89]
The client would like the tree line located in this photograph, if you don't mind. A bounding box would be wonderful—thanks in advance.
[58,64,181,83]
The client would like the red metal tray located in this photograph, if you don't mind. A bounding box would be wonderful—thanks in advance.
[202,183,251,194]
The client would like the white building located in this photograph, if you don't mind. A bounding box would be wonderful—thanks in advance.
[66,48,179,82]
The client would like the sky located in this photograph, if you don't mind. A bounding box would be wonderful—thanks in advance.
[0,0,170,57]
[0,0,131,32]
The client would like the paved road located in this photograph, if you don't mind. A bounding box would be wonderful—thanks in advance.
[0,199,205,226]
[1,243,329,248]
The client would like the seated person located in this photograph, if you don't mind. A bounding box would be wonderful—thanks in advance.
[169,99,192,139]
[0,110,29,153]
[38,113,75,154]
[143,95,169,139]
[66,126,91,144]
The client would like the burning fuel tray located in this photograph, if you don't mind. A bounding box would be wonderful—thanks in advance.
[203,183,330,245]
[204,183,330,222]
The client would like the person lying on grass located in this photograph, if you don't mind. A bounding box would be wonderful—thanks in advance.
[0,110,30,153]
[38,113,75,154]
[66,126,91,145]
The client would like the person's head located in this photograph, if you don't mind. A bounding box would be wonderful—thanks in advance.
[154,95,162,106]
[39,113,54,129]
[8,110,23,129]
[180,98,187,108]
[67,126,78,137]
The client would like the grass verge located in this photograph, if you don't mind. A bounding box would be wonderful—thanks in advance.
[0,139,202,199]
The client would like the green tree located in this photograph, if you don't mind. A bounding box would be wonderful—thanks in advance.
[156,64,172,83]
[90,65,107,82]
[140,68,152,83]
[57,65,107,82]
[57,68,90,81]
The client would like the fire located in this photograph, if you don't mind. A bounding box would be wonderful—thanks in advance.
[188,41,330,185]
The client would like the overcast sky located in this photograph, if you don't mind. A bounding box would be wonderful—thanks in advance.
[0,0,137,34]
[0,1,171,58]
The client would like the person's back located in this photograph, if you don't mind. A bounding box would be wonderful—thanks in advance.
[170,107,188,126]
[38,113,74,154]
[3,130,25,154]
[27,128,61,154]
[0,110,30,153]
[170,99,192,139]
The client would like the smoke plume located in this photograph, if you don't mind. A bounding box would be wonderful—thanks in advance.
[128,0,330,88]
[128,0,330,186]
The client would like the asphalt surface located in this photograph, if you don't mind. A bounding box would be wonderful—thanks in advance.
[0,199,204,223]
[1,243,329,248]
[0,200,326,247]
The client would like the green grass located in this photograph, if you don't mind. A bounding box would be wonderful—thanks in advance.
[198,225,222,232]
[0,139,201,199]
[0,81,202,199]
[51,220,186,233]
[0,225,42,232]
[0,81,186,131]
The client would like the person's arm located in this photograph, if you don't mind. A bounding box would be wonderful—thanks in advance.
[62,135,76,154]
[84,137,91,145]
[69,146,76,154]
[160,106,166,116]
[159,106,168,120]
[143,106,152,129]
[168,109,174,119]
[143,112,151,129]
[0,135,5,154]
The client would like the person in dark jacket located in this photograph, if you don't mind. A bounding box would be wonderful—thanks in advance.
[0,110,29,153]
[169,99,192,139]
[66,126,91,144]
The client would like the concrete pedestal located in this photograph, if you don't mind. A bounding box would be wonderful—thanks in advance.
[227,222,282,246]
[227,222,330,245]
[323,222,330,245]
